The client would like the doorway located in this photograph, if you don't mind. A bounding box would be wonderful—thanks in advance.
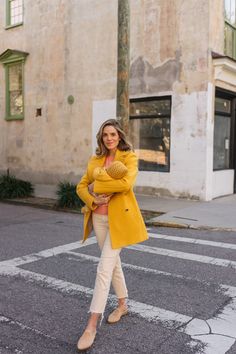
[214,88,236,193]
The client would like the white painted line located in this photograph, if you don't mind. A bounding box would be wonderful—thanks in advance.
[0,314,57,341]
[184,298,236,353]
[67,251,236,297]
[68,250,192,278]
[0,265,192,329]
[0,237,97,267]
[149,233,236,250]
[128,244,236,269]
[66,251,215,287]
[0,265,94,296]
[207,297,236,339]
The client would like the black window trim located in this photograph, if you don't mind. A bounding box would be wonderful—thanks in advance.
[130,95,172,119]
[129,95,171,173]
[214,87,236,171]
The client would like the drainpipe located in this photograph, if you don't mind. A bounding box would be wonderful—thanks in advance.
[116,0,130,135]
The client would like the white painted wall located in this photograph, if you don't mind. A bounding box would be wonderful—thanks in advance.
[204,83,215,201]
[93,93,212,200]
[212,170,234,199]
[136,91,210,199]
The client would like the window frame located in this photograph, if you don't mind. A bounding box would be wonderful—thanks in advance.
[224,0,236,59]
[0,49,28,121]
[6,0,23,29]
[129,96,171,173]
[5,61,24,120]
[224,20,236,59]
[213,88,236,171]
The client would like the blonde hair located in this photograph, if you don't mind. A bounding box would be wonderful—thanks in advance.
[95,119,133,157]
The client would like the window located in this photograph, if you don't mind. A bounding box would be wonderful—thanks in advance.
[213,94,235,170]
[6,0,23,28]
[7,63,23,119]
[129,97,171,172]
[224,0,236,59]
[0,49,28,120]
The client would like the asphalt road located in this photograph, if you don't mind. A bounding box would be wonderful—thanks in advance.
[0,203,236,354]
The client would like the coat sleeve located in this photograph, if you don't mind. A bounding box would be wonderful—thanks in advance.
[76,165,97,211]
[93,152,138,194]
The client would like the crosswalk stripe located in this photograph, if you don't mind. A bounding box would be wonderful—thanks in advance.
[2,233,236,271]
[67,251,194,280]
[0,237,97,267]
[0,265,192,327]
[128,244,236,269]
[149,233,236,250]
[66,251,234,290]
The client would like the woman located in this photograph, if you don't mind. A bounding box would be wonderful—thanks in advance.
[76,119,148,351]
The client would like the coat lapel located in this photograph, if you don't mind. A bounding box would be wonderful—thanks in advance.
[114,149,127,163]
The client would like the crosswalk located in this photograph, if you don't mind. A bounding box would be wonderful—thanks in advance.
[0,230,236,354]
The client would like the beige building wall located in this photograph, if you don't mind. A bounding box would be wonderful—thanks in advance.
[0,0,117,184]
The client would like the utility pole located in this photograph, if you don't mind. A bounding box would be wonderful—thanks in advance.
[116,0,130,135]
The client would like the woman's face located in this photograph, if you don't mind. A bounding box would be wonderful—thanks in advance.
[102,125,120,153]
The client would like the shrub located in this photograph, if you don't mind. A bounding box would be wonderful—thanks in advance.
[0,173,34,199]
[56,181,84,209]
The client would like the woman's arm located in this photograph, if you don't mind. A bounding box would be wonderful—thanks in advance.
[76,172,97,210]
[76,164,112,209]
[93,152,138,194]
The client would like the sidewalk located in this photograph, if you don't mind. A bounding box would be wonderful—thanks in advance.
[136,194,236,231]
[1,183,236,231]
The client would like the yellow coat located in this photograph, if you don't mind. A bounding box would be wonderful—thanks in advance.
[76,149,148,249]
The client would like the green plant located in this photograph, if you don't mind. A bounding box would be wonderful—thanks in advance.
[0,173,34,199]
[56,181,84,209]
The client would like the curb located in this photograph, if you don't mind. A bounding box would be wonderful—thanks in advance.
[0,198,82,214]
[146,220,190,229]
[2,198,236,232]
[146,219,236,232]
[1,199,162,223]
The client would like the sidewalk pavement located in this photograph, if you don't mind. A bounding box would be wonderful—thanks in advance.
[2,183,236,232]
[136,194,236,231]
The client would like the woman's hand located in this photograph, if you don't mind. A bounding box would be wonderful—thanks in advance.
[88,182,94,194]
[94,194,113,206]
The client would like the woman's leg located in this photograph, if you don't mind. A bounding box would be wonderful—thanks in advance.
[82,214,109,332]
[93,213,128,307]
[111,256,128,307]
[79,214,122,331]
[77,214,114,350]
[89,226,122,319]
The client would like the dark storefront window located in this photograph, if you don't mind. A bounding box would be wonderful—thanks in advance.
[213,95,235,170]
[129,97,171,172]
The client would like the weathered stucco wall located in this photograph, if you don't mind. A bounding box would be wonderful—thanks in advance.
[209,0,225,56]
[130,0,210,95]
[128,0,216,200]
[0,0,117,184]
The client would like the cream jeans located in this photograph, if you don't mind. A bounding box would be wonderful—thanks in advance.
[89,213,128,317]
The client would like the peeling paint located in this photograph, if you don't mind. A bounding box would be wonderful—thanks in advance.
[130,54,181,94]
